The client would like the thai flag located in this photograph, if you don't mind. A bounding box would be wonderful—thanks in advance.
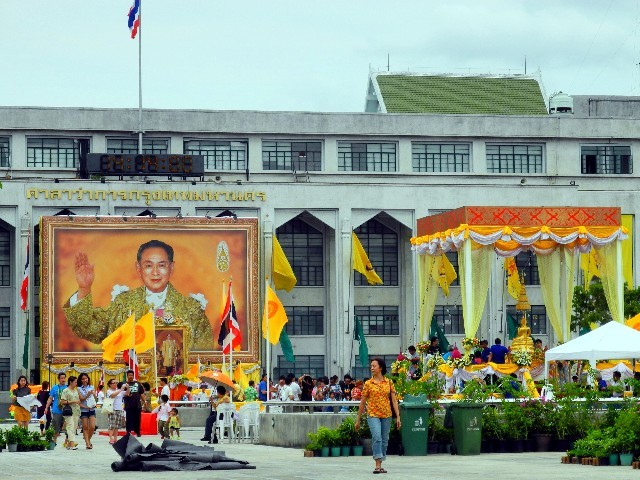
[127,0,141,39]
[221,282,242,354]
[123,348,139,379]
[20,237,29,311]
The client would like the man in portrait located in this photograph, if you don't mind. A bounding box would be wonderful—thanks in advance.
[63,239,214,351]
[161,333,179,375]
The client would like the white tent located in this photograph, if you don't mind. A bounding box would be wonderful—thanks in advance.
[544,321,640,379]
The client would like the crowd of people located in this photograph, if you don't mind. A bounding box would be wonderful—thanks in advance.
[253,372,367,402]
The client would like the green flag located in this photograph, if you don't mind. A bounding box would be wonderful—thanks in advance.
[429,319,450,354]
[506,313,519,340]
[22,316,29,370]
[354,317,369,367]
[279,329,295,363]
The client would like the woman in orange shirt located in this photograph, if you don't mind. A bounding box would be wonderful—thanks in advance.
[355,358,401,474]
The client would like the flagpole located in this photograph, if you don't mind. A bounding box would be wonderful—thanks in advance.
[152,309,158,395]
[137,0,143,155]
[265,277,271,404]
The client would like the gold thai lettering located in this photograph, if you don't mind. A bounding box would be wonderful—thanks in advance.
[25,189,267,202]
[118,191,127,200]
[38,189,50,199]
[61,190,73,200]
[50,190,61,199]
[162,191,176,201]
[152,191,162,201]
[141,191,151,206]
[256,192,266,201]
[180,191,190,201]
[129,191,140,201]
[244,192,255,201]
[73,189,84,200]
[26,189,38,199]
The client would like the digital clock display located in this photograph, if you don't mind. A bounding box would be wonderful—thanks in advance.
[85,153,205,177]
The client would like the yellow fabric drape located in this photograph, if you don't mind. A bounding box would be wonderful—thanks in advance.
[580,249,601,288]
[459,243,492,337]
[418,255,439,341]
[622,214,634,287]
[537,248,575,343]
[598,242,624,323]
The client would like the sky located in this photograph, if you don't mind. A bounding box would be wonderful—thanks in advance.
[1,1,639,113]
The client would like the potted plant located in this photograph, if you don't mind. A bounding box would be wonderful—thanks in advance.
[0,429,4,451]
[358,414,372,456]
[4,426,23,452]
[337,417,360,456]
[43,427,56,450]
[328,428,342,457]
[502,402,532,452]
[305,432,322,458]
[481,405,504,453]
[313,427,333,457]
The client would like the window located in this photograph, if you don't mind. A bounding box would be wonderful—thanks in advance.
[0,358,10,391]
[412,143,470,172]
[514,251,539,285]
[338,142,396,172]
[34,306,40,338]
[0,308,9,337]
[352,354,397,380]
[581,145,632,174]
[106,138,169,155]
[0,226,9,286]
[506,305,547,335]
[486,144,544,173]
[274,355,324,379]
[0,137,9,167]
[284,306,324,335]
[354,219,398,286]
[355,306,399,336]
[433,305,464,335]
[262,141,321,171]
[184,139,247,171]
[276,219,323,286]
[27,138,79,168]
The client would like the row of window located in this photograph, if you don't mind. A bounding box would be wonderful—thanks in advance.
[273,354,399,381]
[0,136,632,174]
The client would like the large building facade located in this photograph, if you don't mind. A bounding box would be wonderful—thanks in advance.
[0,82,639,403]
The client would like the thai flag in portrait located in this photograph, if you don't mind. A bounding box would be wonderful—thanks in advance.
[20,237,29,311]
[222,283,242,354]
[127,0,141,39]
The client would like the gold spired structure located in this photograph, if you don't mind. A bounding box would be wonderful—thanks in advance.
[511,273,534,353]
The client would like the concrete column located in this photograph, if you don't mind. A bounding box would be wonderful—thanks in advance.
[324,138,338,172]
[339,215,352,374]
[397,139,412,173]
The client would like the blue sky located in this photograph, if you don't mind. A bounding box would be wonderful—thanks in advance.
[1,0,638,112]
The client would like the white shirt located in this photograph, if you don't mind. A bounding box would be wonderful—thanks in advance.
[153,402,172,421]
[107,388,125,411]
[161,384,171,399]
[290,381,302,401]
[279,384,293,401]
[70,286,168,308]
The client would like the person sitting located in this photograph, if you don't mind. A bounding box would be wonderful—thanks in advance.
[609,371,624,398]
[442,345,455,360]
[490,338,509,364]
[427,336,440,355]
[473,351,483,364]
[244,380,258,402]
[200,385,230,443]
[350,379,363,401]
[480,340,492,363]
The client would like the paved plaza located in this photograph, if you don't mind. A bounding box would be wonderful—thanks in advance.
[0,424,637,479]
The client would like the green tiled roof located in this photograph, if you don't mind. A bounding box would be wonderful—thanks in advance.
[375,75,548,115]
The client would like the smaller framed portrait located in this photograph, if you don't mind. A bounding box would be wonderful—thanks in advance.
[156,326,188,377]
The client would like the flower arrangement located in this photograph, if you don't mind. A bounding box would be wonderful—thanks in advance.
[511,349,533,367]
[446,355,471,369]
[425,353,444,370]
[462,337,480,352]
[415,341,430,354]
[532,347,545,362]
[391,359,410,376]
[168,374,190,385]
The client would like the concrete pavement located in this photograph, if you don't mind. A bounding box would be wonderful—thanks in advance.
[0,424,638,479]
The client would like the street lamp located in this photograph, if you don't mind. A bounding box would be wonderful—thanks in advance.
[46,354,53,386]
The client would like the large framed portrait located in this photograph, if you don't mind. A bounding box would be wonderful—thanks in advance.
[156,326,187,377]
[40,216,259,364]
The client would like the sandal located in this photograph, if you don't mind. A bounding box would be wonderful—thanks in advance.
[379,468,387,474]
[373,469,381,474]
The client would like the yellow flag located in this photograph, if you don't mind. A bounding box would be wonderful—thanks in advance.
[352,232,383,285]
[505,256,521,300]
[101,313,135,362]
[262,283,289,345]
[134,311,155,354]
[431,254,457,296]
[272,236,297,292]
[580,249,601,288]
[233,362,249,389]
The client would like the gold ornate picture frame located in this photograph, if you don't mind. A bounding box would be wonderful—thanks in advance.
[156,326,188,377]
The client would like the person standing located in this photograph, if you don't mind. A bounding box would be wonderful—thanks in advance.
[355,358,401,475]
[244,380,258,402]
[257,374,268,402]
[152,394,172,440]
[12,375,32,428]
[60,376,81,450]
[37,381,51,434]
[77,373,97,449]
[106,379,126,444]
[159,377,171,399]
[123,369,145,436]
[44,372,67,445]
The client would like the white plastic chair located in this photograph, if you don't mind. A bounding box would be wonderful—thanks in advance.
[216,403,237,443]
[237,403,260,442]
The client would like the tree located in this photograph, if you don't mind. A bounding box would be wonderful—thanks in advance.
[571,281,640,331]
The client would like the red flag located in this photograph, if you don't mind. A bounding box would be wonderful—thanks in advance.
[20,236,29,311]
[123,348,139,379]
[221,282,242,353]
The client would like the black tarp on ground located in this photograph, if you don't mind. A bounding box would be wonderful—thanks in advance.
[111,433,256,472]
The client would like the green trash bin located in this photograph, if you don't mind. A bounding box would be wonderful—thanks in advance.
[445,403,482,455]
[399,394,431,456]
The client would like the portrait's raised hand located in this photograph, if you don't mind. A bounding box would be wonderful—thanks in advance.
[74,252,95,299]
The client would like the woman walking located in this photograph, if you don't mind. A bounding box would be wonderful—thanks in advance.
[106,380,126,445]
[355,358,401,474]
[12,375,32,428]
[36,380,51,434]
[77,373,97,449]
[60,375,81,450]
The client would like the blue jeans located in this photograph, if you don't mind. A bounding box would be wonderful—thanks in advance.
[367,416,391,460]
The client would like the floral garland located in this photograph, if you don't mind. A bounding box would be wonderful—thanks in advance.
[416,341,430,354]
[446,356,471,369]
[168,374,191,385]
[45,364,152,376]
[425,353,444,370]
[391,359,411,376]
[511,349,533,367]
[461,337,480,352]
